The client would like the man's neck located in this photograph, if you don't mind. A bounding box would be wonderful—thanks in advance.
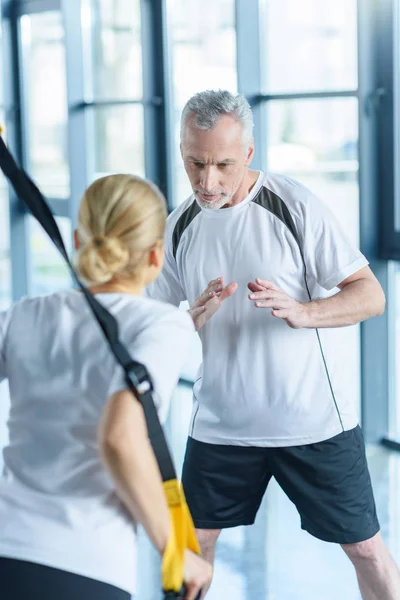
[225,170,260,208]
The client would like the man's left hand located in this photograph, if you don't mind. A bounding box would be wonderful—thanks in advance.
[248,278,310,329]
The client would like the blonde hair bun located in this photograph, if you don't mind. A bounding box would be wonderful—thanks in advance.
[78,235,130,285]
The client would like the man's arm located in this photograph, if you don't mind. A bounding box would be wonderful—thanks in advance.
[303,266,385,327]
[248,266,385,329]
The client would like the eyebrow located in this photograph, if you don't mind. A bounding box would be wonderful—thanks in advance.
[187,156,236,165]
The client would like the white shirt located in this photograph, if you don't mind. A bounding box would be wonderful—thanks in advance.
[146,171,369,447]
[0,290,194,594]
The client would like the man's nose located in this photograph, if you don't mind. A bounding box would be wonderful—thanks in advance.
[200,166,218,191]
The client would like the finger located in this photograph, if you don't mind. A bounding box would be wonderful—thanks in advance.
[194,284,223,308]
[189,306,207,317]
[185,583,201,600]
[254,299,288,309]
[208,277,223,287]
[248,291,287,301]
[219,281,238,301]
[272,309,289,319]
[247,282,264,293]
[255,278,281,291]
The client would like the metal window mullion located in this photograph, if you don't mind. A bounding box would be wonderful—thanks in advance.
[1,0,31,301]
[140,0,169,202]
[377,0,398,258]
[159,0,177,209]
[75,99,146,109]
[358,0,391,443]
[258,90,358,102]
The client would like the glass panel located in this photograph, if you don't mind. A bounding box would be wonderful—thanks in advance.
[265,97,361,415]
[29,217,72,296]
[90,105,145,178]
[83,0,143,101]
[266,98,359,243]
[20,12,69,198]
[261,0,358,94]
[168,0,237,205]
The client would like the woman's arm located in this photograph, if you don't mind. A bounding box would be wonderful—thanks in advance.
[98,388,170,553]
[98,389,212,600]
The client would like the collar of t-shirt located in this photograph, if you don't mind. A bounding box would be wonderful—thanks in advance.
[195,170,264,217]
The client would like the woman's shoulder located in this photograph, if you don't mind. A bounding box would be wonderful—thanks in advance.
[118,295,194,333]
[4,289,74,316]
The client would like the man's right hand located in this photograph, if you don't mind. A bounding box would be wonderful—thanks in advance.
[188,277,238,331]
[183,550,213,600]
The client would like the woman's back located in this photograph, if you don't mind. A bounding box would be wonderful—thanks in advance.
[0,289,193,593]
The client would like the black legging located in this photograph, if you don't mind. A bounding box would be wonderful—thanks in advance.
[0,557,131,600]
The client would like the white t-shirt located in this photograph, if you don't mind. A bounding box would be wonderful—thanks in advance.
[0,290,194,594]
[146,171,369,447]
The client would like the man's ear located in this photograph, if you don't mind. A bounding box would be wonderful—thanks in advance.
[73,230,80,251]
[245,139,255,166]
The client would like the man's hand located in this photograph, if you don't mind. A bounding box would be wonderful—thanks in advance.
[248,278,309,329]
[189,277,238,331]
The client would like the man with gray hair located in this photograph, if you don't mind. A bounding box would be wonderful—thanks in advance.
[146,89,400,599]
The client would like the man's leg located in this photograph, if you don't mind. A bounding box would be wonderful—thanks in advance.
[267,426,393,595]
[182,438,271,598]
[342,532,400,600]
[195,529,221,598]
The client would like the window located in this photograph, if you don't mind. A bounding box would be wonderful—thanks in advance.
[29,217,72,297]
[82,0,145,181]
[260,0,361,416]
[265,98,359,244]
[261,0,357,94]
[90,105,145,177]
[19,11,69,199]
[168,0,237,205]
[85,0,142,101]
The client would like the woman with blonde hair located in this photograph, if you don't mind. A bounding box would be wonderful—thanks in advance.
[0,174,211,600]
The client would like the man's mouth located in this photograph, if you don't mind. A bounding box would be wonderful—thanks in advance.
[198,193,224,202]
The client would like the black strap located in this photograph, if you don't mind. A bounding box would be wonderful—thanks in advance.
[0,136,177,483]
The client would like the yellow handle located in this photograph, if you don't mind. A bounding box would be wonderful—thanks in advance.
[162,479,201,592]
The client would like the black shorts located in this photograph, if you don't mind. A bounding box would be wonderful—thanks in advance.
[0,557,131,600]
[182,426,380,544]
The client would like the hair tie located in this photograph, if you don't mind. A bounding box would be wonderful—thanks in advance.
[92,236,105,248]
